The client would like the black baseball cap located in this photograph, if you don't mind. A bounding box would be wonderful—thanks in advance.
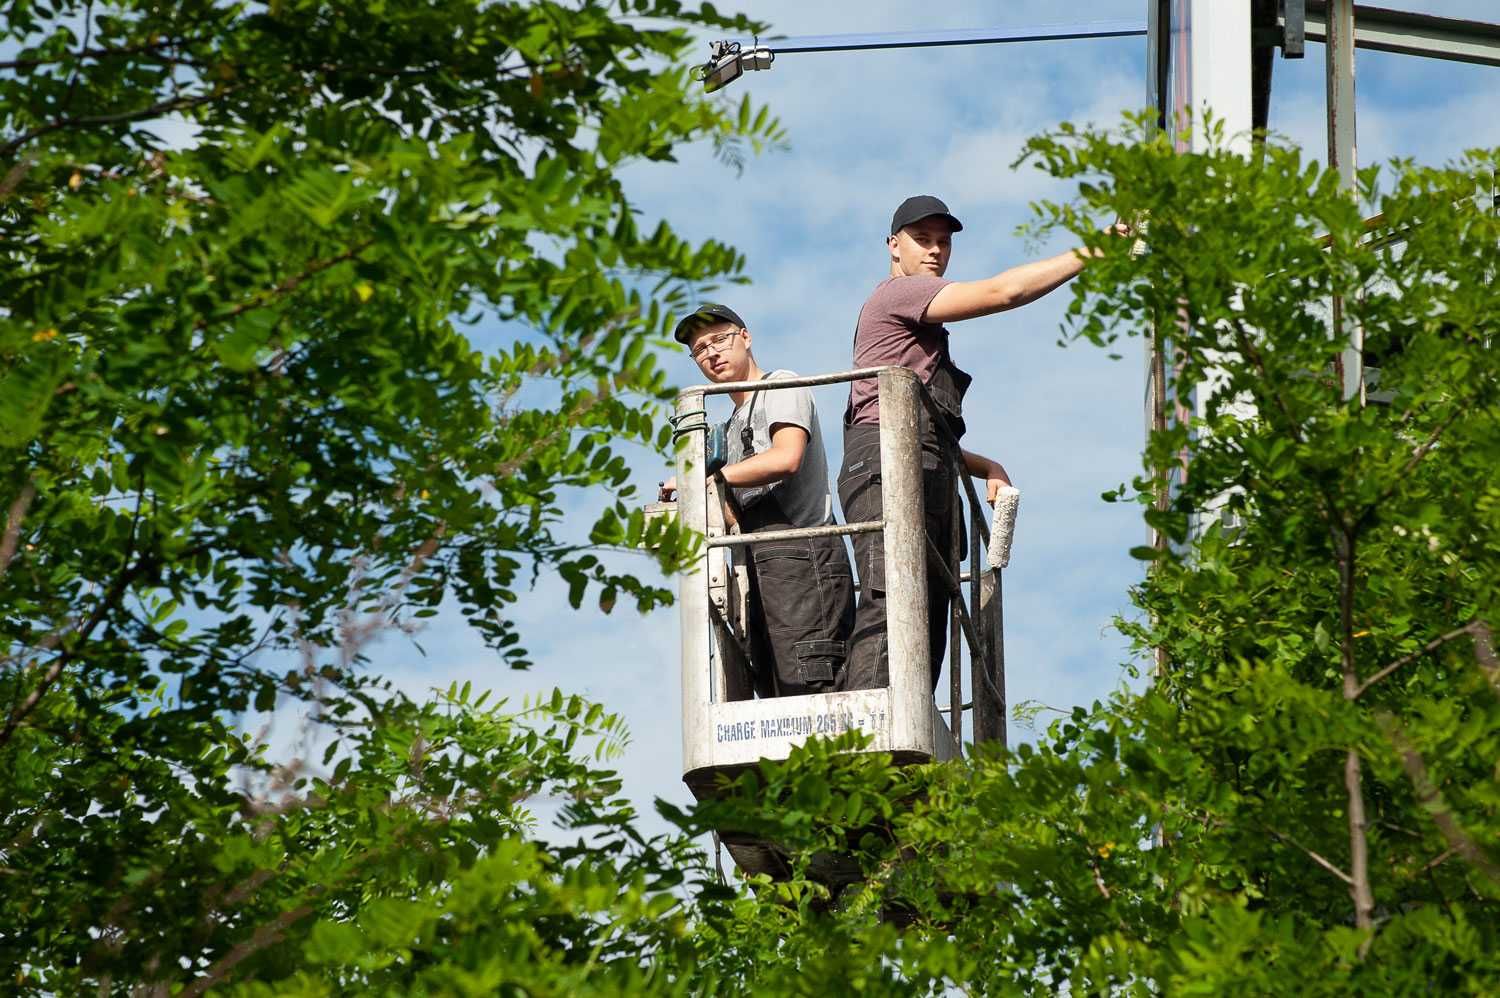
[890,194,963,235]
[673,302,747,344]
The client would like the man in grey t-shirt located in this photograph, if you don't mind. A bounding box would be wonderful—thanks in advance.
[661,303,855,696]
[723,368,835,529]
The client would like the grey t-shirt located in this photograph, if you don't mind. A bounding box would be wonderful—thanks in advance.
[724,370,835,528]
[847,274,954,426]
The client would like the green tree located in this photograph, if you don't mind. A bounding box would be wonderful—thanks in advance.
[9,4,1499,991]
[1,0,782,991]
[1027,118,1500,983]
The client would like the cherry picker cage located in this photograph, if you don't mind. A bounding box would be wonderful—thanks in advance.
[661,367,1007,836]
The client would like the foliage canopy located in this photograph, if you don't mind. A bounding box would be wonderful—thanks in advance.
[4,1,1499,991]
[1,0,780,991]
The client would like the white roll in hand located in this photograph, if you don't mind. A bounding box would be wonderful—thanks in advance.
[987,486,1020,570]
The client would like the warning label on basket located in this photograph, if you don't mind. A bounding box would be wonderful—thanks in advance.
[715,707,888,744]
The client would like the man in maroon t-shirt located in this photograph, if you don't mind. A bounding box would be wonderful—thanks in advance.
[839,194,1104,692]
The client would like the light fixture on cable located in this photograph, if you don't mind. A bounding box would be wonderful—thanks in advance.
[694,40,774,93]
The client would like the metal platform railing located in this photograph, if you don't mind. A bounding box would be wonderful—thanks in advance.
[671,365,1006,765]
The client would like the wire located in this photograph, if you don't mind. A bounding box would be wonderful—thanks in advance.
[733,20,1146,56]
[668,410,711,441]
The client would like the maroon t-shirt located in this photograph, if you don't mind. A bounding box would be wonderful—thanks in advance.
[847,275,953,426]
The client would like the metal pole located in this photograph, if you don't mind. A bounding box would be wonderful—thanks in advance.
[1300,4,1500,69]
[695,366,892,397]
[979,567,1007,750]
[1150,323,1171,679]
[949,492,964,751]
[706,519,882,549]
[675,390,712,766]
[1326,0,1363,402]
[877,368,931,749]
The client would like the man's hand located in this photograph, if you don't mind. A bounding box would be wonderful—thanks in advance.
[961,448,1012,503]
[984,469,1013,503]
[658,474,740,528]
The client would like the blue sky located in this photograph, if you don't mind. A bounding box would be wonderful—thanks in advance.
[367,1,1500,842]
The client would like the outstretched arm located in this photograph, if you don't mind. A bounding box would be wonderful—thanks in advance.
[925,250,1086,324]
[923,223,1130,325]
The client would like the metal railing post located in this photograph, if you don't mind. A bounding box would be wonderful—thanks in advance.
[675,390,712,761]
[877,368,931,747]
[949,496,964,751]
[974,567,1007,748]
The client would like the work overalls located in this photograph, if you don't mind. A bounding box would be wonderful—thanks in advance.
[731,388,855,697]
[837,338,971,693]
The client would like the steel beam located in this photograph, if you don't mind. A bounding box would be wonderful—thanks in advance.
[1302,2,1500,68]
[1147,0,1171,130]
[1284,0,1307,58]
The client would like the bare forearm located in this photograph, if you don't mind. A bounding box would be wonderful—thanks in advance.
[986,249,1085,310]
[925,248,1087,323]
[962,449,1012,491]
[720,449,800,488]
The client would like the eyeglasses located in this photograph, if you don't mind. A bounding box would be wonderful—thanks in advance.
[689,328,741,362]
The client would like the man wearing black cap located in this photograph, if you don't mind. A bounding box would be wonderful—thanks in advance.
[838,194,1101,692]
[662,304,855,697]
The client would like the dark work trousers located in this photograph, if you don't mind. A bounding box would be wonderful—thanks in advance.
[738,497,856,697]
[836,422,959,693]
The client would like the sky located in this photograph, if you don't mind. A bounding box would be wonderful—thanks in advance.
[360,1,1500,845]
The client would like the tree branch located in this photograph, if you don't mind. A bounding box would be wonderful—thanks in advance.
[59,0,98,125]
[177,903,314,998]
[0,38,193,71]
[178,820,425,995]
[1355,621,1484,698]
[1398,408,1461,480]
[0,492,164,746]
[1088,855,1112,899]
[1228,315,1341,529]
[1472,621,1499,697]
[1265,825,1353,885]
[1,87,236,159]
[1356,406,1465,531]
[0,555,155,746]
[1343,748,1375,944]
[1336,527,1376,948]
[0,151,36,202]
[0,481,37,582]
[1376,711,1500,887]
[1421,847,1457,873]
[200,239,375,330]
[1230,317,1306,446]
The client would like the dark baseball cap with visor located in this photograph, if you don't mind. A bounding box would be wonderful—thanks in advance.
[890,194,963,235]
[673,302,747,345]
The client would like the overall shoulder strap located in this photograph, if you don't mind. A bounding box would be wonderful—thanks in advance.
[740,372,773,453]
